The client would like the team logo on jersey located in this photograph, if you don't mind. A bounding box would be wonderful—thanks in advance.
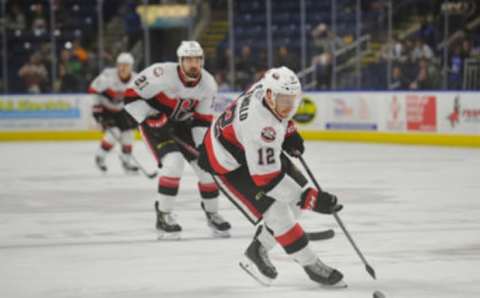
[153,66,164,77]
[261,126,276,143]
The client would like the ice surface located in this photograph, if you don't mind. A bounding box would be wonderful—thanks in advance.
[0,140,479,298]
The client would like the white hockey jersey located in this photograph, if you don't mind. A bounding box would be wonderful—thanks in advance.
[125,62,217,125]
[204,83,298,191]
[88,67,137,111]
[124,62,218,144]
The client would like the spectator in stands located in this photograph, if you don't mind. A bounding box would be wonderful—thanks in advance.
[418,15,438,49]
[311,23,344,56]
[411,39,433,62]
[57,49,82,92]
[313,52,332,90]
[215,72,231,92]
[381,35,408,65]
[6,3,26,31]
[72,38,89,64]
[410,59,435,90]
[390,65,408,90]
[460,39,473,61]
[275,46,298,72]
[18,52,49,94]
[448,45,463,90]
[235,45,257,89]
[31,4,48,36]
[124,1,143,50]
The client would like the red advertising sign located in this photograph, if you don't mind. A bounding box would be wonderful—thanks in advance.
[406,95,437,131]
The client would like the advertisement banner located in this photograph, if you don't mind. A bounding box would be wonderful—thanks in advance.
[324,93,377,130]
[0,94,94,131]
[406,94,437,132]
[438,93,480,134]
[383,94,407,131]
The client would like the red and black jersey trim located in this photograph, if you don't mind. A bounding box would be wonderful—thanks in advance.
[146,92,177,119]
[124,88,143,104]
[275,223,309,254]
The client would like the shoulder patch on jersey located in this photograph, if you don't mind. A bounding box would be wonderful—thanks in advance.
[153,66,164,77]
[261,126,276,143]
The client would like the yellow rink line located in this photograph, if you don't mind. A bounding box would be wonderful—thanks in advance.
[0,131,142,141]
[0,130,479,148]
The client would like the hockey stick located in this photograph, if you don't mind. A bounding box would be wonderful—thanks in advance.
[107,128,158,179]
[297,155,376,280]
[169,133,335,241]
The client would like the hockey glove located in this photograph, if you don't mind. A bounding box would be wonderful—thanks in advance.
[282,131,304,157]
[115,109,139,131]
[300,187,343,214]
[92,105,115,128]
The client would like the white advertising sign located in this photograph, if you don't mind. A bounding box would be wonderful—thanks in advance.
[0,94,95,131]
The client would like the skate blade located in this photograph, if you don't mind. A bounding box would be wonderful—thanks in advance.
[321,280,348,289]
[239,257,273,287]
[156,230,181,241]
[210,228,231,238]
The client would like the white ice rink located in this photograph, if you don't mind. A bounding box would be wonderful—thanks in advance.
[0,140,479,298]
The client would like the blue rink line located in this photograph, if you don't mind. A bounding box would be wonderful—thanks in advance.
[0,110,81,119]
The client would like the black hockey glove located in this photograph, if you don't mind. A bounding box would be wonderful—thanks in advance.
[92,105,115,128]
[115,109,139,131]
[282,131,304,157]
[300,187,343,214]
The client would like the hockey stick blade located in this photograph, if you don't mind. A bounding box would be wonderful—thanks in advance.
[366,264,376,280]
[306,229,335,241]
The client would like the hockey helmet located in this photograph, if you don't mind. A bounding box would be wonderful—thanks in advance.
[262,66,302,119]
[116,52,134,65]
[176,41,204,59]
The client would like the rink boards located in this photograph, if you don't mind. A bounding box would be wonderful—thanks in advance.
[0,91,479,147]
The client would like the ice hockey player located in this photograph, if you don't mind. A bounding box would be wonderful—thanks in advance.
[89,52,139,173]
[196,66,345,286]
[122,41,231,238]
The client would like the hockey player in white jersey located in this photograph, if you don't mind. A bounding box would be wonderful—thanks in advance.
[89,52,139,173]
[197,66,345,286]
[123,41,231,238]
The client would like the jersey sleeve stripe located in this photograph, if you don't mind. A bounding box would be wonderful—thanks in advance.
[251,170,281,187]
[205,129,230,174]
[154,92,177,109]
[88,87,98,94]
[222,124,243,150]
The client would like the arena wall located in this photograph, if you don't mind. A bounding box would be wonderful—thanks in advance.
[1,92,479,147]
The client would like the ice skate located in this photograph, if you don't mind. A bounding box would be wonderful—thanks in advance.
[239,239,277,286]
[119,154,139,173]
[303,258,347,288]
[201,203,231,238]
[95,155,107,172]
[155,201,182,240]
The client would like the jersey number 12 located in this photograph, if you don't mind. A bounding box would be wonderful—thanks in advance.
[258,147,275,165]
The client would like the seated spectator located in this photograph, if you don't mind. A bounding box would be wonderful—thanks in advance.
[18,53,49,94]
[410,59,434,90]
[390,65,409,90]
[448,45,463,90]
[31,4,48,36]
[411,39,433,62]
[215,72,231,92]
[6,3,26,31]
[235,45,257,90]
[275,46,298,72]
[72,38,89,64]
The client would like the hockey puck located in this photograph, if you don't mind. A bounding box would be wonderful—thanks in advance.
[373,290,386,298]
